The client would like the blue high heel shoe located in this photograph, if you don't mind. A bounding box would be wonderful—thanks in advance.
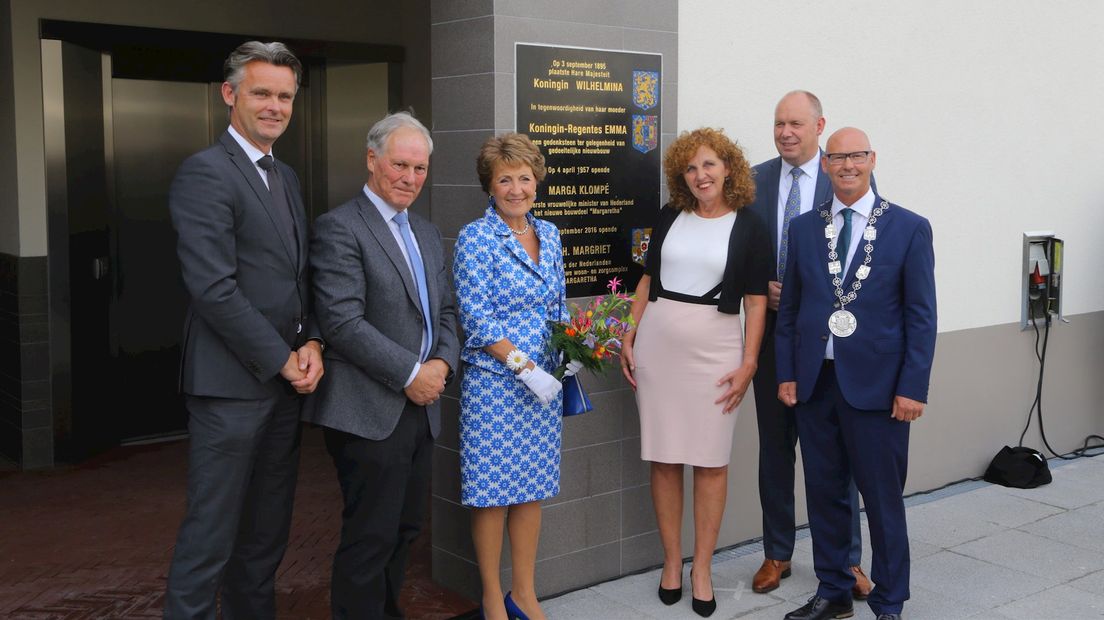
[503,592,530,620]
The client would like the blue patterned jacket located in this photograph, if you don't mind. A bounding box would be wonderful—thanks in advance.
[453,206,567,375]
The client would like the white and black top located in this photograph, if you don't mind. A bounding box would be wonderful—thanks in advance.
[644,203,772,314]
[659,209,736,297]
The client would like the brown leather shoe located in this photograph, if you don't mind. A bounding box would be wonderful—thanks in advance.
[850,565,872,600]
[752,558,792,593]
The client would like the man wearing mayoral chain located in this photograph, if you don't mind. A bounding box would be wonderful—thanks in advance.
[775,127,936,620]
[746,91,870,598]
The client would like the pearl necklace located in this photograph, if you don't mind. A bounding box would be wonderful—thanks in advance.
[508,222,530,236]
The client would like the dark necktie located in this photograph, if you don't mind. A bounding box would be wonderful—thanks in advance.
[394,210,433,361]
[837,207,854,269]
[256,155,299,262]
[778,167,802,282]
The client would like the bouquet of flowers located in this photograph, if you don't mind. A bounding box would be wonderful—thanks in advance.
[549,277,636,380]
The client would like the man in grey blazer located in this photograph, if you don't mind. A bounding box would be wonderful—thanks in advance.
[746,91,869,598]
[305,111,459,619]
[165,42,324,619]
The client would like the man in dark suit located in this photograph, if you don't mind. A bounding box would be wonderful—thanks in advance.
[305,111,459,619]
[164,42,324,619]
[776,127,937,620]
[747,91,868,597]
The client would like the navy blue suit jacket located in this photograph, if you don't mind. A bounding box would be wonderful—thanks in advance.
[775,194,937,410]
[748,155,834,266]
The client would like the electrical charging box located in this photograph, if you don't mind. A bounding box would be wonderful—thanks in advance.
[1021,231,1064,329]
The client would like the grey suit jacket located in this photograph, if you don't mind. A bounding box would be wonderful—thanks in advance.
[304,192,460,440]
[170,130,314,399]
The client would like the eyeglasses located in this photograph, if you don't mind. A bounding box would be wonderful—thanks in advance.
[824,151,872,165]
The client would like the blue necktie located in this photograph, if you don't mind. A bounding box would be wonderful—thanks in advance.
[393,210,433,361]
[837,208,854,270]
[778,167,802,281]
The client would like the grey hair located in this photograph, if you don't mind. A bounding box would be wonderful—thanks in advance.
[366,111,434,156]
[782,89,824,119]
[224,41,302,92]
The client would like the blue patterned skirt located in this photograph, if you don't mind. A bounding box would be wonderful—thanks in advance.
[459,364,563,507]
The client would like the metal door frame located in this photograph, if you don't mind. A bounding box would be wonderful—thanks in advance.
[40,20,403,463]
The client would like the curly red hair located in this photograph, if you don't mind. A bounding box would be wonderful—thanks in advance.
[663,128,756,212]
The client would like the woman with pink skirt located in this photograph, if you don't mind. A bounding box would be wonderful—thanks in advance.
[621,128,771,617]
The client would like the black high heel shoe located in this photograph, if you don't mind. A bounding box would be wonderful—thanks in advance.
[657,582,682,605]
[657,564,683,605]
[690,568,716,617]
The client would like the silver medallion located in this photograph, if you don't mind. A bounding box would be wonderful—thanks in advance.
[818,203,886,340]
[828,310,857,337]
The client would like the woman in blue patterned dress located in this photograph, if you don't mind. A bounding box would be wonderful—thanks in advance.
[453,133,573,620]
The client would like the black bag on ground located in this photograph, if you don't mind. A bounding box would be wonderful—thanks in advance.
[983,446,1052,488]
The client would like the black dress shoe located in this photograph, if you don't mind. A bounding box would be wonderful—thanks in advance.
[875,615,902,620]
[657,583,681,605]
[783,595,854,620]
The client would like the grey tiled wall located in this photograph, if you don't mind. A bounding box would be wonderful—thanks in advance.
[428,0,677,599]
[0,253,52,468]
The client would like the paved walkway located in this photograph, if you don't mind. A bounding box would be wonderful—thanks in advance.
[543,451,1104,619]
[0,428,474,620]
[2,438,1100,619]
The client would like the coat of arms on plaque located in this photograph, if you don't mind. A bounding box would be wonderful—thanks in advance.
[632,70,659,110]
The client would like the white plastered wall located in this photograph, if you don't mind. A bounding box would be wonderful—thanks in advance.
[678,0,1104,550]
[679,0,1104,332]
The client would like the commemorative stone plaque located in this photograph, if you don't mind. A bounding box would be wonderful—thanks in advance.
[516,44,662,297]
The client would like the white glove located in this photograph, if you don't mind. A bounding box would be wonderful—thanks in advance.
[517,365,563,405]
[563,359,585,378]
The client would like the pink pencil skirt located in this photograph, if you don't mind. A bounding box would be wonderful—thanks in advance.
[633,296,744,467]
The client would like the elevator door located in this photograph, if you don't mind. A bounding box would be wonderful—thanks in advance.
[109,79,212,440]
[46,35,383,459]
[107,77,312,441]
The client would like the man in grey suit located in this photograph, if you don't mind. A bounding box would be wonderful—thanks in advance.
[747,91,869,597]
[164,42,324,619]
[305,111,459,619]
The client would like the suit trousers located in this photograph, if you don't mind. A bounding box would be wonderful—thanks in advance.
[753,312,863,563]
[164,391,303,620]
[324,402,433,620]
[795,361,910,616]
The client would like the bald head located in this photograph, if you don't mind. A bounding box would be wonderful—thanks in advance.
[822,127,876,205]
[825,127,870,152]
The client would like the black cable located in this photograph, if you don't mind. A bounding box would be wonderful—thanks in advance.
[1018,307,1104,459]
[1017,303,1042,446]
[1030,314,1072,459]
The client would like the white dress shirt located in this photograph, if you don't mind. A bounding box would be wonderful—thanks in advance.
[363,185,427,387]
[825,187,875,360]
[775,153,822,261]
[227,125,272,189]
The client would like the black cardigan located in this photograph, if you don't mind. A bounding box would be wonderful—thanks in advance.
[644,204,772,314]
